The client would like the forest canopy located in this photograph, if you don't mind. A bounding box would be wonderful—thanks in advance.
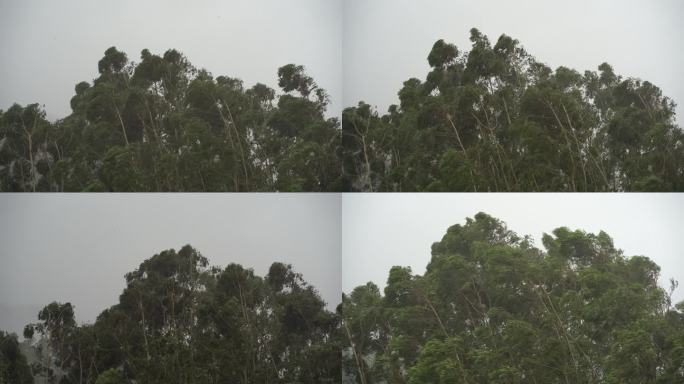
[2,29,683,192]
[342,28,684,191]
[0,48,342,192]
[3,216,682,384]
[342,212,684,383]
[12,246,340,383]
[0,331,33,384]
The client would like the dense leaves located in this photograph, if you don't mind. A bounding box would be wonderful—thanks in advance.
[342,213,684,383]
[342,29,684,191]
[3,32,681,191]
[3,33,681,191]
[19,246,340,383]
[0,331,33,384]
[0,47,342,191]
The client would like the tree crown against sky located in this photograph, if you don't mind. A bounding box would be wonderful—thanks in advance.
[13,245,340,384]
[0,47,343,192]
[342,28,684,192]
[342,212,684,383]
[2,30,683,192]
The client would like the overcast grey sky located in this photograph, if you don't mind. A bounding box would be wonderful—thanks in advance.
[344,0,684,122]
[2,1,681,123]
[342,194,684,305]
[0,0,343,120]
[0,194,341,336]
[1,193,682,335]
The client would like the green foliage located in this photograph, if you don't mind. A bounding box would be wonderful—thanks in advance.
[0,47,342,191]
[3,32,681,191]
[18,246,340,384]
[342,29,684,191]
[94,369,125,384]
[0,332,33,384]
[343,213,684,383]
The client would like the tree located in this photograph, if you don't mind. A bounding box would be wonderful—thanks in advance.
[23,302,76,384]
[0,331,34,384]
[23,245,340,384]
[343,213,684,383]
[1,48,342,192]
[343,29,684,191]
[94,369,125,384]
[0,104,53,191]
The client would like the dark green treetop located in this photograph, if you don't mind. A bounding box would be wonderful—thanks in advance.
[0,47,342,192]
[342,212,684,383]
[342,29,684,191]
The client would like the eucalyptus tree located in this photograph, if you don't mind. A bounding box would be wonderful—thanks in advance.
[343,213,684,383]
[0,104,54,191]
[0,331,33,384]
[343,29,684,191]
[25,246,340,384]
[0,47,342,191]
[23,302,76,384]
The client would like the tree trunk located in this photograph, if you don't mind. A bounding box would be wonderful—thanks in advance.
[114,105,130,146]
[138,292,151,361]
[342,319,367,384]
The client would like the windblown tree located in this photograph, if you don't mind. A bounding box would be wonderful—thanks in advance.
[342,212,684,383]
[0,47,342,191]
[342,29,684,191]
[0,331,34,384]
[21,245,340,384]
[23,302,76,383]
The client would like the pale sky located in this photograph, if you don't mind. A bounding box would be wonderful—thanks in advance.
[0,0,343,120]
[342,194,684,306]
[2,1,681,124]
[0,194,341,336]
[1,193,682,336]
[344,0,684,123]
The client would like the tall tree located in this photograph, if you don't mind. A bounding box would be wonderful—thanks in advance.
[23,246,340,384]
[1,48,342,191]
[0,331,34,384]
[343,29,684,191]
[344,213,684,383]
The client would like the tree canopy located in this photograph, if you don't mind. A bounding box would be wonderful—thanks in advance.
[0,331,33,384]
[0,47,342,191]
[18,245,340,383]
[3,31,682,191]
[342,212,684,383]
[342,29,684,191]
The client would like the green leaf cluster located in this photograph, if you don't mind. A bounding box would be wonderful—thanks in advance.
[0,48,342,191]
[342,213,684,383]
[342,29,684,191]
[19,246,340,383]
